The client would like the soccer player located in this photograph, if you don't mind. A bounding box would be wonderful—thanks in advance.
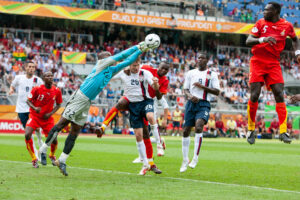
[113,58,161,175]
[180,53,220,173]
[246,2,300,145]
[39,42,150,176]
[100,62,170,156]
[25,71,62,168]
[9,61,44,158]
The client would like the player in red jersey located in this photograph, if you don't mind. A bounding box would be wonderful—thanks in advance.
[245,2,300,145]
[25,71,62,168]
[99,62,169,172]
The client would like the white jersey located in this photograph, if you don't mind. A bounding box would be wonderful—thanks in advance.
[183,69,220,102]
[11,75,43,113]
[115,69,153,102]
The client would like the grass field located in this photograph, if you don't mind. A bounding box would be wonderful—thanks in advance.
[0,134,300,200]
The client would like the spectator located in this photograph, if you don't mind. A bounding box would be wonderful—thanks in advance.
[227,117,237,137]
[172,106,182,136]
[268,117,279,138]
[216,117,226,137]
[106,84,114,99]
[207,117,216,136]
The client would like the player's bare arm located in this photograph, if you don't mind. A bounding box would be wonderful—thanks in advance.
[26,99,41,113]
[43,103,61,120]
[8,86,15,95]
[291,37,300,63]
[184,89,199,103]
[152,77,161,96]
[193,82,220,96]
[246,35,276,47]
[289,94,300,104]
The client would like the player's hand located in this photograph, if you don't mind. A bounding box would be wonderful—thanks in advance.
[8,89,14,95]
[289,94,300,104]
[43,113,52,119]
[190,96,200,103]
[193,82,204,89]
[124,67,131,76]
[296,54,300,64]
[264,37,276,46]
[34,107,41,113]
[152,77,159,90]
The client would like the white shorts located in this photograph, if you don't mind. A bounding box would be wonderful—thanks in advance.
[62,90,91,126]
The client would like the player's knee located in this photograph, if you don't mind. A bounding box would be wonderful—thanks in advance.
[183,127,191,137]
[25,132,31,141]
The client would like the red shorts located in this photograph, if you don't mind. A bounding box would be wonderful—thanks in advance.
[249,57,284,89]
[26,116,54,137]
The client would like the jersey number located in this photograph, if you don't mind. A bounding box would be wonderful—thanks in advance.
[26,87,30,92]
[64,109,75,119]
[262,25,268,33]
[198,79,202,84]
[37,94,44,101]
[131,79,139,85]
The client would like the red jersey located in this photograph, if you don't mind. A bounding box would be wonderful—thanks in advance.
[215,121,224,130]
[141,65,169,98]
[250,18,296,60]
[28,85,63,118]
[269,121,279,129]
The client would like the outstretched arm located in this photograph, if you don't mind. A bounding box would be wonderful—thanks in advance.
[111,49,142,76]
[94,45,140,73]
[246,35,276,47]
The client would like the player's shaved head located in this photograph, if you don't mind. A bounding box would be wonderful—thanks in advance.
[98,51,111,60]
[157,62,170,77]
[268,2,281,14]
[196,52,208,70]
[43,71,53,88]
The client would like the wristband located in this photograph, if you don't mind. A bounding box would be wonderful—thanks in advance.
[258,37,265,43]
[295,50,300,56]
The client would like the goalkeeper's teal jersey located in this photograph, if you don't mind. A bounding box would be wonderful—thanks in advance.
[80,46,142,100]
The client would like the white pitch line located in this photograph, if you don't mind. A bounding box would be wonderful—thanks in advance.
[1,159,300,195]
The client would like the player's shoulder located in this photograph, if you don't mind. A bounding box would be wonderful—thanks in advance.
[141,69,152,76]
[280,18,294,27]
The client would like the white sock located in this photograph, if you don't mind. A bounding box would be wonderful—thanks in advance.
[150,124,161,146]
[150,137,157,143]
[182,137,190,163]
[35,129,43,148]
[193,133,203,161]
[58,152,69,164]
[40,142,49,153]
[136,141,148,166]
[101,124,107,129]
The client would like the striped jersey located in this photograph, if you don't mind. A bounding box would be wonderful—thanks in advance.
[80,46,142,100]
[183,68,220,102]
[114,69,153,102]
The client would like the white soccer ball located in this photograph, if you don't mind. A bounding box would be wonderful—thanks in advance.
[145,33,160,49]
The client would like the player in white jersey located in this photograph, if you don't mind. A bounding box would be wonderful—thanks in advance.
[9,61,44,158]
[114,58,161,175]
[180,53,220,172]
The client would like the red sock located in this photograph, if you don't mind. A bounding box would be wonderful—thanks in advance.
[49,142,58,157]
[103,107,118,126]
[25,138,37,161]
[276,102,287,134]
[143,138,153,160]
[247,100,258,131]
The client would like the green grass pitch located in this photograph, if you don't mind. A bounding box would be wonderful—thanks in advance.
[0,134,300,200]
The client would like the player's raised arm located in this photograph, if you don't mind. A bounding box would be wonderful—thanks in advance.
[110,48,143,76]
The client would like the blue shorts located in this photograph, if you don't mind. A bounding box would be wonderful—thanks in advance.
[183,100,211,127]
[18,112,29,129]
[173,121,180,128]
[129,99,154,129]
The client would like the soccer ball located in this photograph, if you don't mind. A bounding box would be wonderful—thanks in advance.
[145,34,160,49]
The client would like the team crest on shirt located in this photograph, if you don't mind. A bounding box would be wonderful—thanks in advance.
[280,30,285,36]
[252,27,258,33]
